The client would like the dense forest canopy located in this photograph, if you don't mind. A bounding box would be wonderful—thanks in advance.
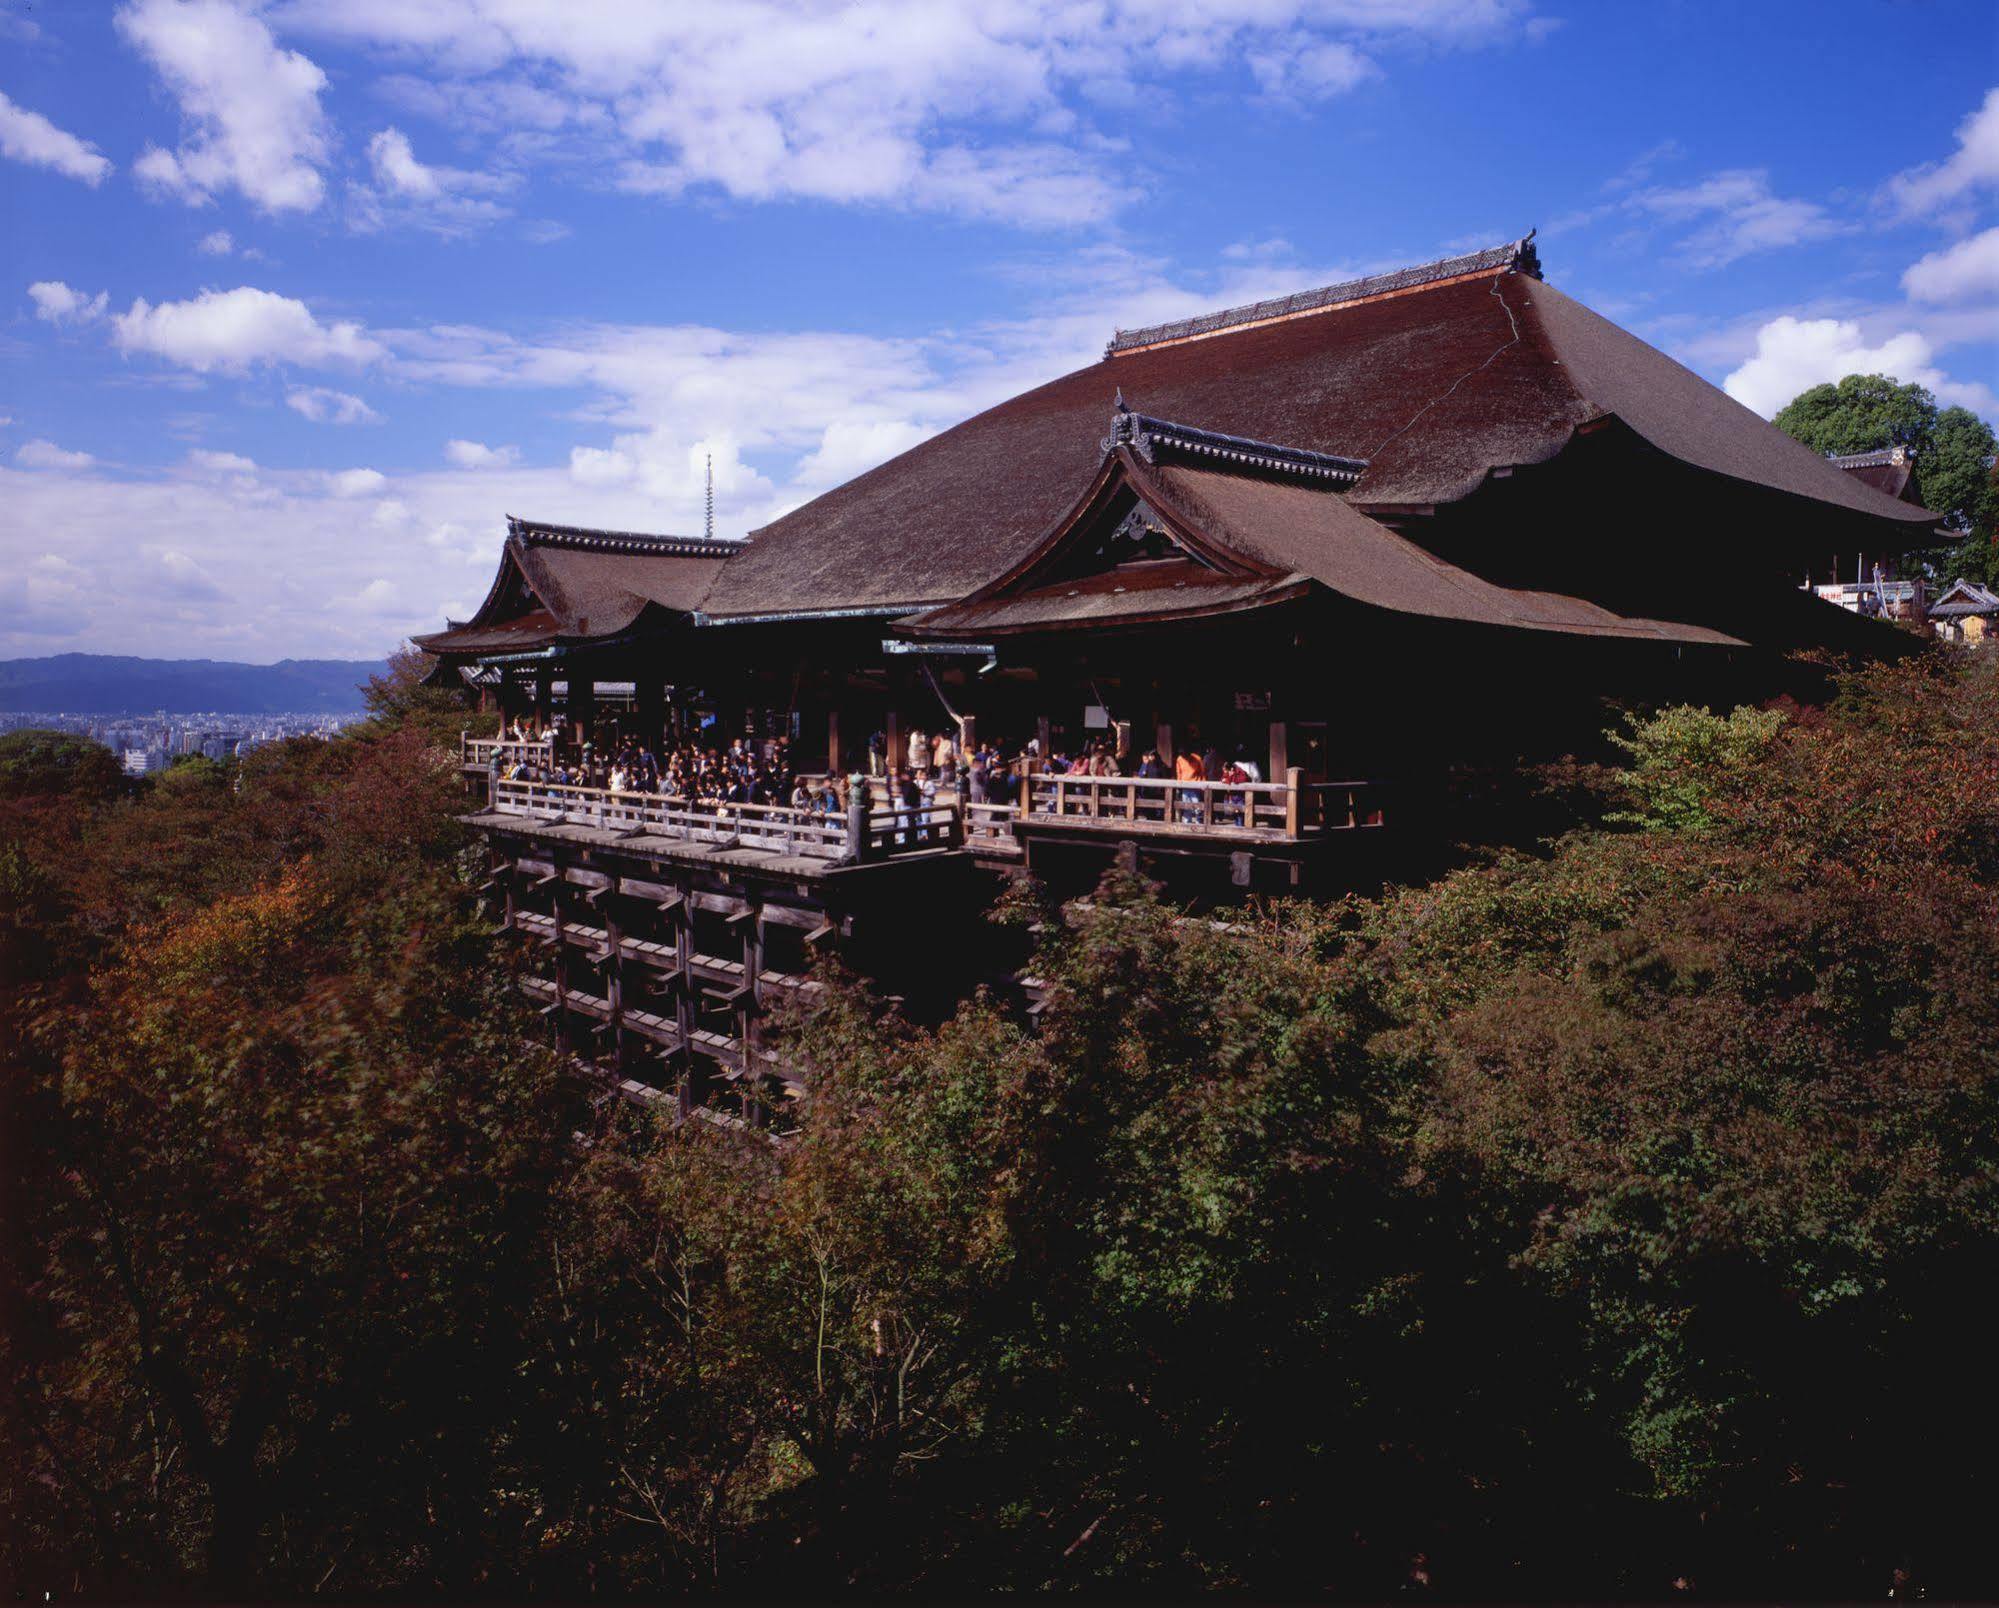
[3,651,1997,1598]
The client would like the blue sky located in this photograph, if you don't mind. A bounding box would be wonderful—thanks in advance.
[3,0,1995,661]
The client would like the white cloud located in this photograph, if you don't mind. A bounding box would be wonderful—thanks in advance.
[17,439,96,470]
[368,126,442,198]
[568,445,633,486]
[112,286,386,372]
[0,89,113,184]
[1885,87,1999,219]
[286,385,381,423]
[1902,227,1999,305]
[28,280,109,325]
[1723,315,1997,418]
[118,0,331,212]
[353,126,513,235]
[186,447,257,473]
[1247,39,1376,102]
[1632,168,1844,269]
[197,228,234,255]
[274,0,1542,228]
[152,548,228,601]
[324,467,387,497]
[792,417,934,490]
[445,438,519,468]
[335,577,399,612]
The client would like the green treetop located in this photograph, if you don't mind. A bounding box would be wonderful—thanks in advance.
[1773,373,1998,538]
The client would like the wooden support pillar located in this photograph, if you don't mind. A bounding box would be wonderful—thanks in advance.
[958,711,976,756]
[571,670,597,752]
[741,896,764,1126]
[602,882,624,1075]
[1284,765,1304,838]
[826,707,841,775]
[1268,720,1289,786]
[550,870,572,1057]
[1156,721,1174,763]
[672,877,695,1120]
[533,667,552,735]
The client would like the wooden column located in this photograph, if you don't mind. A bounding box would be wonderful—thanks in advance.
[533,667,552,734]
[741,897,764,1126]
[550,871,572,1057]
[672,878,695,1120]
[826,707,841,775]
[570,670,597,752]
[1268,720,1289,786]
[602,883,624,1075]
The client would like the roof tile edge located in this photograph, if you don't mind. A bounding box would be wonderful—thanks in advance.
[505,514,740,559]
[1105,232,1541,359]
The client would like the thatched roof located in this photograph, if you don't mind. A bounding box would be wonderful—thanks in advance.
[701,240,1933,623]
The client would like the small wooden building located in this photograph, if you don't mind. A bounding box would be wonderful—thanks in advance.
[1930,577,1999,643]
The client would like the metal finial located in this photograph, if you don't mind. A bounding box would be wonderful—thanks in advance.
[704,453,714,541]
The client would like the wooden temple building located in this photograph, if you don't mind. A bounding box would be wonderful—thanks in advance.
[415,235,1937,1124]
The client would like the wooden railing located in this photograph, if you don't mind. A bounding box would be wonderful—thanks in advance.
[965,799,1021,852]
[1022,768,1303,837]
[464,734,555,769]
[484,769,1379,856]
[487,777,957,862]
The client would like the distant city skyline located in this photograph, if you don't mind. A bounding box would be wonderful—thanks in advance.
[4,0,1994,662]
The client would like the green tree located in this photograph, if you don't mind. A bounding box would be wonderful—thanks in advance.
[0,729,124,800]
[1606,702,1786,831]
[1772,374,1998,542]
[1773,372,1938,457]
[1925,405,1999,535]
[360,642,474,750]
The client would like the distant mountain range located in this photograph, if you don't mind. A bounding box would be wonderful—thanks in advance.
[0,654,387,714]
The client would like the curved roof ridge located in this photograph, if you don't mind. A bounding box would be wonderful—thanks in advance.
[1106,233,1540,357]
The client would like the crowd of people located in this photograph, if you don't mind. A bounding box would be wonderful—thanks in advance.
[484,717,1273,836]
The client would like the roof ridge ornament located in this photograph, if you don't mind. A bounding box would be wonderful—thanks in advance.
[1828,444,1913,466]
[1101,402,1367,484]
[1104,231,1542,358]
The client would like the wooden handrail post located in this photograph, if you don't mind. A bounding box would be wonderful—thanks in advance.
[1285,766,1303,838]
[847,790,870,863]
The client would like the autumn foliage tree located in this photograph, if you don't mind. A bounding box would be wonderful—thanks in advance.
[5,652,1996,1598]
[3,724,568,1595]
